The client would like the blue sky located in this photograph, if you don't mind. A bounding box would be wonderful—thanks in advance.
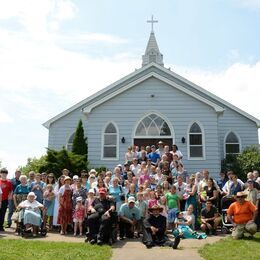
[0,0,259,175]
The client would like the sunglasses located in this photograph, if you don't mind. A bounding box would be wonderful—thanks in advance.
[236,196,244,198]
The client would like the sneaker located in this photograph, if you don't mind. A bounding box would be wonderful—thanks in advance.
[0,227,5,232]
[146,243,153,249]
[119,236,125,240]
[212,229,217,235]
[90,239,96,244]
[97,240,103,246]
[173,236,181,249]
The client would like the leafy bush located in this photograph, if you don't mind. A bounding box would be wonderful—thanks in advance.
[221,145,260,181]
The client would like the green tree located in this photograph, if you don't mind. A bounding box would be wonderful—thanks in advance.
[72,119,88,158]
[21,156,47,175]
[221,145,260,181]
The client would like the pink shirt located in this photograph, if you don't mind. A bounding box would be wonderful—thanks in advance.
[139,175,150,185]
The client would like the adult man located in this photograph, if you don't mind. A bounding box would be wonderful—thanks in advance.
[200,200,221,235]
[227,191,257,239]
[222,171,244,195]
[118,196,140,239]
[156,141,165,157]
[0,168,13,231]
[143,205,180,249]
[87,187,116,245]
[198,169,219,192]
[148,145,160,166]
[7,169,21,227]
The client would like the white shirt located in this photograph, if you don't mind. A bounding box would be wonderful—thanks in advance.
[174,182,187,199]
[19,199,43,209]
[0,186,2,195]
[222,179,244,193]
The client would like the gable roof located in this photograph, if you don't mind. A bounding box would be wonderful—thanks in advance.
[43,62,260,128]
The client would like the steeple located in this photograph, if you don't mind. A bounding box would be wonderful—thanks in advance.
[142,15,164,67]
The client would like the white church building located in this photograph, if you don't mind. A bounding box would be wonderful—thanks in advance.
[43,22,260,176]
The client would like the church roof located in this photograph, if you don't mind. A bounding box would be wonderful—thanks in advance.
[43,29,260,129]
[43,62,260,129]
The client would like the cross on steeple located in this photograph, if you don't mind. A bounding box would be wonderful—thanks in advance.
[147,15,158,32]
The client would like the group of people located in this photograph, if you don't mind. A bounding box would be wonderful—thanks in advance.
[0,141,259,247]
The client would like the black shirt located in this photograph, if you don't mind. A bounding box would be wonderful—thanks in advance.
[201,206,217,219]
[92,198,114,215]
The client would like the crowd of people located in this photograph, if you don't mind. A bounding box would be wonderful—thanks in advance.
[0,142,259,247]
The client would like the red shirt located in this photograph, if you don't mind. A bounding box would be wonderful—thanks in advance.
[0,179,13,200]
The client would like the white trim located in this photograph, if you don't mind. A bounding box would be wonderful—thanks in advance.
[83,72,225,115]
[223,130,241,158]
[43,62,260,129]
[101,121,119,160]
[131,111,175,143]
[187,121,206,160]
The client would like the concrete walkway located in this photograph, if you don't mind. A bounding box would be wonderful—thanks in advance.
[1,227,226,260]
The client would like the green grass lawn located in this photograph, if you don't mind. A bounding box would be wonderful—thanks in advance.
[199,232,260,260]
[0,239,112,260]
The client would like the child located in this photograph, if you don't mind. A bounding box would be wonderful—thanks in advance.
[43,184,55,230]
[135,192,148,236]
[158,196,168,219]
[85,189,95,214]
[165,185,180,229]
[73,196,85,236]
[148,191,158,208]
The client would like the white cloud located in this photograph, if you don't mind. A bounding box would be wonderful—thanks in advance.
[172,62,260,120]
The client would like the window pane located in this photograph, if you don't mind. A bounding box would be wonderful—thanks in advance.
[104,147,116,158]
[149,114,157,119]
[105,123,116,133]
[148,122,159,135]
[160,122,171,136]
[104,134,116,145]
[190,134,202,145]
[190,146,203,157]
[142,117,152,128]
[226,132,239,143]
[226,144,239,154]
[190,123,201,133]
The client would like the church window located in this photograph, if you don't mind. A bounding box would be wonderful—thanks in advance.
[188,122,204,159]
[66,132,75,152]
[225,132,240,156]
[135,114,171,136]
[103,122,118,159]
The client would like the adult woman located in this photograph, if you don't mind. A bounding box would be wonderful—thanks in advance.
[53,175,65,227]
[30,173,46,203]
[13,175,30,209]
[46,173,56,187]
[109,177,123,210]
[177,163,189,183]
[17,192,44,236]
[58,176,73,235]
[229,174,243,196]
[200,178,218,207]
[72,178,87,209]
[125,146,135,162]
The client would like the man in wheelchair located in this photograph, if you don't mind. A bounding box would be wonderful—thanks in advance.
[86,187,116,245]
[17,192,46,237]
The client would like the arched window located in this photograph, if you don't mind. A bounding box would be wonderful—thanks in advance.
[102,122,118,159]
[188,122,204,159]
[135,113,171,137]
[225,132,240,156]
[66,133,75,152]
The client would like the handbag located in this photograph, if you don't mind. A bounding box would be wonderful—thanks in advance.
[11,211,19,222]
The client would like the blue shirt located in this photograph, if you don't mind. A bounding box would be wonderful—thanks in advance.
[109,185,122,203]
[118,203,141,220]
[11,178,21,191]
[148,152,160,164]
[14,184,30,194]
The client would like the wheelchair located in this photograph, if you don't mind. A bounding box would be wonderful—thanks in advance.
[17,207,47,238]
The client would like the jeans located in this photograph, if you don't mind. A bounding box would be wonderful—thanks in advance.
[0,200,8,229]
[7,199,15,226]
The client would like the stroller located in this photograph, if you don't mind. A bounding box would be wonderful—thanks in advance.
[220,196,235,234]
[17,207,47,238]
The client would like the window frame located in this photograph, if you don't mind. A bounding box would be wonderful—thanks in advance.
[187,121,206,160]
[101,122,119,160]
[224,131,241,157]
